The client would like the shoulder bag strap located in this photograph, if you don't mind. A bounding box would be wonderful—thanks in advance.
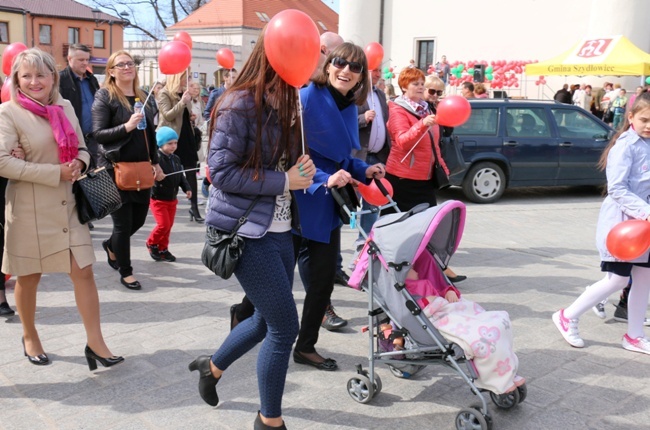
[229,195,262,237]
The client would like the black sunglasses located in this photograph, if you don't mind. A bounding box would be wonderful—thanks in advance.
[427,89,444,96]
[330,57,364,74]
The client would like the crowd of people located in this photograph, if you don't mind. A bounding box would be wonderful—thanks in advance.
[1,29,650,430]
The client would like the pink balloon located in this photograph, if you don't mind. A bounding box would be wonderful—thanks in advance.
[365,42,384,71]
[264,9,320,88]
[173,31,193,49]
[216,48,235,69]
[1,79,12,103]
[2,42,27,75]
[159,41,192,75]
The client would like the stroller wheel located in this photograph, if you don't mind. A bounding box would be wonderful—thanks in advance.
[455,406,491,430]
[516,383,527,403]
[347,374,374,404]
[489,388,520,410]
[359,370,382,395]
[387,363,425,379]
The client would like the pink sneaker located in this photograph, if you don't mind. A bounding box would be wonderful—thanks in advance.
[552,309,584,348]
[622,334,650,355]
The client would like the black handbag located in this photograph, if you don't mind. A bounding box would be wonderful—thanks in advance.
[201,196,260,279]
[440,136,466,176]
[432,161,450,190]
[73,165,123,224]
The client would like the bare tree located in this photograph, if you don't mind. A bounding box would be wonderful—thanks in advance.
[90,0,209,40]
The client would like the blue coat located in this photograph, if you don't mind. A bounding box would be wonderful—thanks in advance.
[294,83,370,243]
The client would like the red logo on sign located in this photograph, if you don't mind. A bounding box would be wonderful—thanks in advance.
[577,39,613,58]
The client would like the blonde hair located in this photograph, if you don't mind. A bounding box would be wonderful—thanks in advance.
[103,50,145,109]
[11,48,60,105]
[424,75,444,89]
[165,71,188,95]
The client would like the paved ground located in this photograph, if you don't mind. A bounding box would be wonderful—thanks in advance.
[1,184,649,430]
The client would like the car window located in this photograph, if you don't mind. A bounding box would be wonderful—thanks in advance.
[506,107,551,137]
[454,107,498,136]
[552,108,609,139]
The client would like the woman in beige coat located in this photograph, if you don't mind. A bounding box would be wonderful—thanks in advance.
[157,71,202,222]
[0,48,122,369]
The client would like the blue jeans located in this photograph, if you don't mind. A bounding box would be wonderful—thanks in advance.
[211,231,299,419]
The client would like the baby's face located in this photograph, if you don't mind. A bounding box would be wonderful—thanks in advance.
[406,268,419,280]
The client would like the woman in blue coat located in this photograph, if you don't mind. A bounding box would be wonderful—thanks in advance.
[292,43,385,370]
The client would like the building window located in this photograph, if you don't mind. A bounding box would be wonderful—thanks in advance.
[94,29,105,48]
[0,22,8,44]
[68,27,80,44]
[317,21,328,31]
[416,39,434,72]
[39,25,52,44]
[199,73,207,87]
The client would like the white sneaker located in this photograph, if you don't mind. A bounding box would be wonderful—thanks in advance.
[622,334,650,355]
[592,302,607,319]
[553,309,585,348]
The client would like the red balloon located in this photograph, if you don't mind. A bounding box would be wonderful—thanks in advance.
[364,42,384,71]
[159,41,192,75]
[436,95,471,127]
[606,220,650,261]
[1,79,12,103]
[2,42,27,75]
[216,48,235,69]
[205,166,212,184]
[264,9,320,88]
[357,178,394,206]
[173,31,193,49]
[4,274,9,282]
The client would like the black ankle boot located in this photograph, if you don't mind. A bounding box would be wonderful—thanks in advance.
[188,355,220,406]
[254,411,287,429]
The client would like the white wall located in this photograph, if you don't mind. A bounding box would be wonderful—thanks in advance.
[340,0,650,97]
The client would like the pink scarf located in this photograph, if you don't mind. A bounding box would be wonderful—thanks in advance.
[16,91,79,163]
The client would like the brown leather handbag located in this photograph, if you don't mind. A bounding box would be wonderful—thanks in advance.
[113,130,155,191]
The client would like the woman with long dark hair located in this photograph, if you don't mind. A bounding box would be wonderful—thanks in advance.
[188,31,315,429]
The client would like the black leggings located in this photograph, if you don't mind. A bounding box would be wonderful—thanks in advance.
[109,200,150,277]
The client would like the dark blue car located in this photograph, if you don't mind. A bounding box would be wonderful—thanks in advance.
[449,99,614,203]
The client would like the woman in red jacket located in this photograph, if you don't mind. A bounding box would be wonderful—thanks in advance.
[385,67,466,282]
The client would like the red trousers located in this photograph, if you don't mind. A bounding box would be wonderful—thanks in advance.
[147,199,178,251]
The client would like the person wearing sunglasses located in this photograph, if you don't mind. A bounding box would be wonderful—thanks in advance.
[293,43,385,371]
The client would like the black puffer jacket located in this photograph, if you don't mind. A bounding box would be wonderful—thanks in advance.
[91,88,159,169]
[152,151,191,201]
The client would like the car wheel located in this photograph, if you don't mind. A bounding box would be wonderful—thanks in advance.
[462,162,506,203]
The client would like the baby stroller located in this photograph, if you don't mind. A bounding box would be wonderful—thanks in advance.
[341,194,526,430]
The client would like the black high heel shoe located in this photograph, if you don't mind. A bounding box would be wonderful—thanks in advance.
[189,208,204,223]
[102,240,119,271]
[22,337,49,366]
[188,355,220,406]
[85,345,124,371]
[254,411,287,430]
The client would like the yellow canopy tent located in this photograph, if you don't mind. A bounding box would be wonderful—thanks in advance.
[525,35,650,76]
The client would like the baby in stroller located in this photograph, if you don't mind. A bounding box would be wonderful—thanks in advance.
[403,262,525,395]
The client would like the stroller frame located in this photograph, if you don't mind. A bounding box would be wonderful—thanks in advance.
[335,185,525,430]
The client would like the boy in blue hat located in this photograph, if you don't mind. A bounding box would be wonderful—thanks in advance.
[146,126,191,261]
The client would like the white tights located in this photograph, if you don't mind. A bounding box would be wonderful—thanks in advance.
[565,267,650,339]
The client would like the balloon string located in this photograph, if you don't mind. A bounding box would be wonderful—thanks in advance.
[297,88,306,156]
[297,87,307,194]
[141,80,158,111]
[400,126,431,164]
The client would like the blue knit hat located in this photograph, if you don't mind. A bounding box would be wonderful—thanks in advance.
[156,126,178,147]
